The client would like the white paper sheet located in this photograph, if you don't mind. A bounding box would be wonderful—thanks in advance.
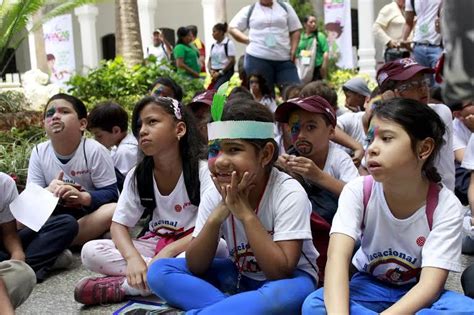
[10,183,59,232]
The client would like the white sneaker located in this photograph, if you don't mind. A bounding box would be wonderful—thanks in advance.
[51,249,73,270]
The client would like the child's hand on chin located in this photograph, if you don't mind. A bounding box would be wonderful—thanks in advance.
[222,171,256,222]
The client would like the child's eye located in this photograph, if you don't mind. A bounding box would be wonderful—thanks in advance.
[306,125,316,131]
[228,147,240,153]
[382,136,393,142]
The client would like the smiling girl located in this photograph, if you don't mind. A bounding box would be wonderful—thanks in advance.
[147,98,319,314]
[302,98,474,314]
[74,96,213,305]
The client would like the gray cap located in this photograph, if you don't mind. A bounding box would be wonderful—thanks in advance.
[342,77,371,97]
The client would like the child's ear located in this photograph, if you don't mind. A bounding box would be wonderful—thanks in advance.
[176,121,187,139]
[328,125,335,137]
[417,137,435,161]
[453,111,462,120]
[260,142,276,167]
[112,126,121,135]
[79,118,88,132]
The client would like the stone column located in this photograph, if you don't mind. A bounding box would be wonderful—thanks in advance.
[137,0,158,57]
[201,0,226,68]
[357,0,376,79]
[74,5,99,73]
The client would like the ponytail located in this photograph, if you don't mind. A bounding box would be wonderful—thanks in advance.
[423,165,442,183]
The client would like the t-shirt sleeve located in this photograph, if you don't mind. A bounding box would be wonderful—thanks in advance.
[173,44,186,59]
[286,4,302,32]
[26,145,47,187]
[114,144,138,175]
[421,189,463,272]
[462,135,474,170]
[228,40,237,57]
[330,177,365,240]
[0,173,17,224]
[192,187,221,238]
[318,33,329,53]
[272,181,312,242]
[112,169,145,228]
[90,142,117,189]
[198,161,213,197]
[229,5,250,31]
[336,151,360,183]
[452,120,468,152]
[336,113,353,133]
[405,0,414,12]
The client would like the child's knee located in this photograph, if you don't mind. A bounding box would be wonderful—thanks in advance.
[81,240,111,271]
[51,214,79,237]
[147,258,186,293]
[302,289,326,315]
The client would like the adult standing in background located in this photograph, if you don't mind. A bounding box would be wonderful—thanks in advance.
[173,27,201,78]
[402,0,443,72]
[145,29,172,63]
[373,0,410,62]
[188,25,206,73]
[296,15,329,82]
[229,0,302,93]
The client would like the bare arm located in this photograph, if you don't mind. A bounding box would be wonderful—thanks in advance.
[289,30,301,62]
[0,279,14,315]
[1,221,24,261]
[402,11,415,42]
[186,203,229,276]
[111,222,148,290]
[381,267,448,314]
[176,58,200,78]
[468,172,474,214]
[324,233,355,314]
[454,148,465,163]
[228,27,249,45]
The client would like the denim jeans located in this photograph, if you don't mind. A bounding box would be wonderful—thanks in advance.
[0,214,78,282]
[412,44,443,86]
[148,257,317,315]
[302,272,474,314]
[244,54,300,92]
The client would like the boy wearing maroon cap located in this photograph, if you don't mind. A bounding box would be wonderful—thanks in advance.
[275,95,358,224]
[377,58,455,191]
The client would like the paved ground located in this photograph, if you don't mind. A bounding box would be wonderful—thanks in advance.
[16,252,474,314]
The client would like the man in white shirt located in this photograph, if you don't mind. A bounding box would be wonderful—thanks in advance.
[145,29,172,63]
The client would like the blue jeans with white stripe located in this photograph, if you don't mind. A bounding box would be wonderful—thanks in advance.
[148,257,316,315]
[302,272,474,314]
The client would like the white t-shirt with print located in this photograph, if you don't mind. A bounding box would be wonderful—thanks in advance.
[337,111,366,147]
[453,118,471,152]
[229,2,302,61]
[113,161,212,235]
[430,104,455,191]
[323,142,359,183]
[0,173,17,224]
[210,37,236,70]
[462,135,474,170]
[111,133,138,176]
[331,176,463,286]
[193,167,319,282]
[405,0,442,45]
[27,138,116,191]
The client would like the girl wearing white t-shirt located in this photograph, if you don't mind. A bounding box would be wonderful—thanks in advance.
[147,98,319,314]
[208,23,236,90]
[303,98,474,314]
[74,96,212,305]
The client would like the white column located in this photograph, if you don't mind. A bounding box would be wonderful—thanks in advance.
[357,0,376,79]
[27,19,37,70]
[74,5,99,73]
[201,0,220,67]
[138,0,158,57]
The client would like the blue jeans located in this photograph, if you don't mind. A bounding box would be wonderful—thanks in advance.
[0,214,78,282]
[412,44,443,86]
[302,272,474,314]
[148,258,316,315]
[244,54,300,92]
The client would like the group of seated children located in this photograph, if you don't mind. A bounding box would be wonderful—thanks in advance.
[2,58,474,314]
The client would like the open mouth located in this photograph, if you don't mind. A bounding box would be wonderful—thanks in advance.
[367,161,382,172]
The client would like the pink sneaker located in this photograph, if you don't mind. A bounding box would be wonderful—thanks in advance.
[74,276,126,305]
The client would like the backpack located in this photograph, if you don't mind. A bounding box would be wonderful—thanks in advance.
[361,175,439,231]
[211,39,229,58]
[246,0,288,29]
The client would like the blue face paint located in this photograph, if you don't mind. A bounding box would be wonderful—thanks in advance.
[45,106,56,118]
[208,139,222,169]
[366,125,379,147]
[288,113,301,143]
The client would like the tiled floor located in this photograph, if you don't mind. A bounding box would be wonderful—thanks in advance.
[16,253,474,314]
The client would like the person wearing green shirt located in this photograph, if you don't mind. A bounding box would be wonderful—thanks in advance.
[297,15,329,81]
[174,27,201,78]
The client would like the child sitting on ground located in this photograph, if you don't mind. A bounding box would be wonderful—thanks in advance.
[27,93,118,248]
[275,95,359,224]
[342,77,371,112]
[303,98,474,314]
[88,101,138,188]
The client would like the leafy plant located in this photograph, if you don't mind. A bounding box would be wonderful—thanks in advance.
[328,68,378,107]
[67,56,204,111]
[0,90,32,113]
[289,0,315,21]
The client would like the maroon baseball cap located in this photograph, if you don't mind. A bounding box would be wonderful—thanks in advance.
[376,58,434,87]
[275,95,337,127]
[187,90,215,110]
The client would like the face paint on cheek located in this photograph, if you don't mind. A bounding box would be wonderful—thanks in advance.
[208,140,222,169]
[45,106,65,133]
[45,107,56,125]
[366,125,379,147]
[288,113,301,143]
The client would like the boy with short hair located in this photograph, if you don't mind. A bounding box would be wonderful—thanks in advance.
[376,57,455,191]
[88,101,138,178]
[275,95,359,224]
[27,93,118,247]
[342,77,371,112]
